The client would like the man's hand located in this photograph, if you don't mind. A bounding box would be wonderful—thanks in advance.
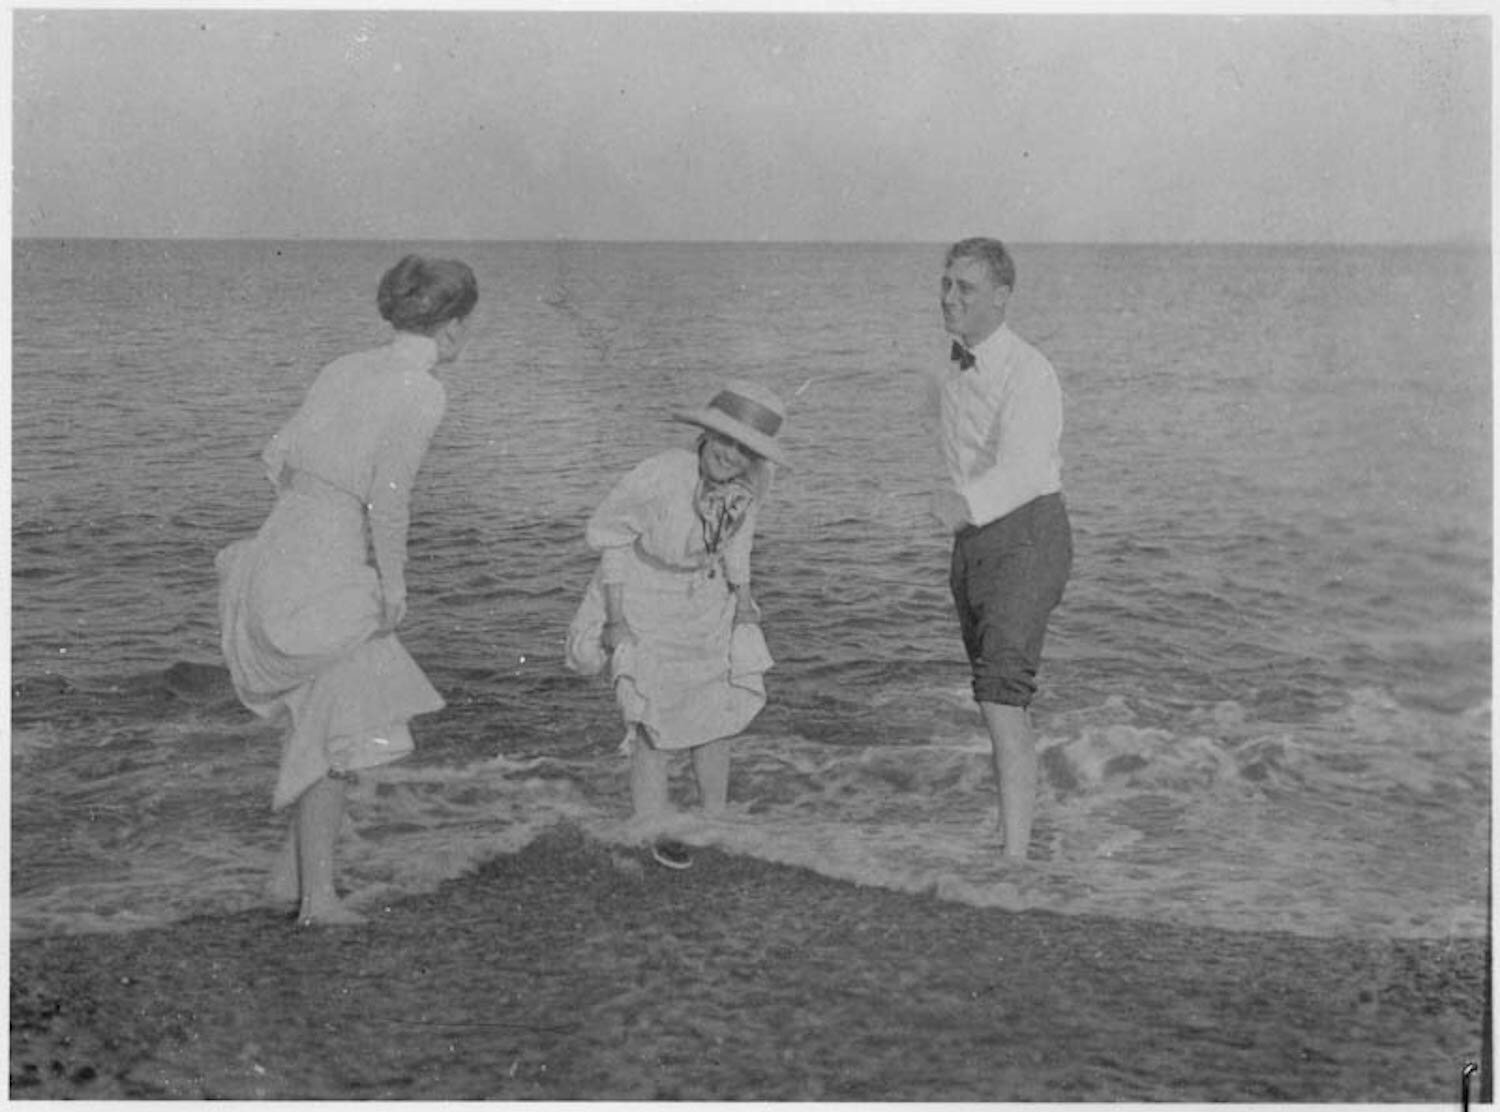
[932,488,971,532]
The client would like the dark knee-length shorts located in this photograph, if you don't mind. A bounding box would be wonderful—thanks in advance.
[949,493,1072,707]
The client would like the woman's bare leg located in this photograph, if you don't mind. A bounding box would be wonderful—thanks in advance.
[295,775,366,926]
[267,823,298,904]
[691,738,732,815]
[629,733,671,826]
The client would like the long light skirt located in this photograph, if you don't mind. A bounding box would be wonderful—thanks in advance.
[216,490,443,810]
[566,556,767,751]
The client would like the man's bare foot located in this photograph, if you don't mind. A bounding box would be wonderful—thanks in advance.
[267,863,299,905]
[267,835,298,904]
[995,821,1033,862]
[985,813,1007,846]
[297,900,367,927]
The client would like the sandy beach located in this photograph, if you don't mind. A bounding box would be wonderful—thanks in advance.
[10,825,1487,1101]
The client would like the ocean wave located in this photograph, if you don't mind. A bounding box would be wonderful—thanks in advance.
[10,684,1487,943]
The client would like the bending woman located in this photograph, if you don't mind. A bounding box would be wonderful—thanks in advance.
[567,381,787,868]
[217,254,478,926]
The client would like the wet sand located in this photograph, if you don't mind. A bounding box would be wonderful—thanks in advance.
[10,826,1488,1101]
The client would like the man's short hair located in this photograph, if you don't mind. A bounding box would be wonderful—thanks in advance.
[945,238,1016,291]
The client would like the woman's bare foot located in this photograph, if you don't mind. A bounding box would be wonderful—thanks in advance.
[290,777,359,925]
[297,899,367,927]
[267,838,299,904]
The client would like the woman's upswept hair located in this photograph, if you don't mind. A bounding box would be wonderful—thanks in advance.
[377,255,479,335]
[944,237,1016,291]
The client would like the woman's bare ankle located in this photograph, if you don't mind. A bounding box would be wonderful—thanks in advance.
[297,896,367,927]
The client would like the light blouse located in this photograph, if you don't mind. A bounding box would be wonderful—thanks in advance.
[262,331,446,603]
[586,448,756,587]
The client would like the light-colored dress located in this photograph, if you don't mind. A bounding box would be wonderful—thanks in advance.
[565,448,772,751]
[216,333,447,810]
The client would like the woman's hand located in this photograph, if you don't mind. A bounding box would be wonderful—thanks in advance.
[602,618,636,653]
[602,584,635,653]
[733,586,762,626]
[379,590,407,634]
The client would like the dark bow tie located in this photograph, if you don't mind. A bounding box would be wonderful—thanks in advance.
[950,341,976,370]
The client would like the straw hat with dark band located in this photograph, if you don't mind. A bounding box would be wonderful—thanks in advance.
[672,380,788,466]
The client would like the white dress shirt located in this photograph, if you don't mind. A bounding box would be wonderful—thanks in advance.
[934,323,1064,529]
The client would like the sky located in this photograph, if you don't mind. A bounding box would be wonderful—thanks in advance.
[8,5,1493,244]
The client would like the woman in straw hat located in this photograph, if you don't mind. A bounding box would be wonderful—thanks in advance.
[566,380,787,868]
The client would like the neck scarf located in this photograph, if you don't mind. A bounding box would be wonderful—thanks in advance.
[694,475,755,558]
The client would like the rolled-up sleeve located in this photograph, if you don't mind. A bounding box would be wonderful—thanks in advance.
[586,456,664,584]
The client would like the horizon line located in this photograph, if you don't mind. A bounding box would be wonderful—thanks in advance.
[11,234,1490,250]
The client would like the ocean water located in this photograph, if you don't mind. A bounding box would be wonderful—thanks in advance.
[10,238,1491,943]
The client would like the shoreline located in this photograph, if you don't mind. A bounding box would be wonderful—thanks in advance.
[10,825,1488,1101]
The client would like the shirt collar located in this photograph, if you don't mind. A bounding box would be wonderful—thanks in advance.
[391,331,440,368]
[969,322,1012,361]
[952,323,1012,372]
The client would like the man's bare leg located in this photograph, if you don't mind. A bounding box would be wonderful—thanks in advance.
[981,702,1037,861]
[268,824,298,904]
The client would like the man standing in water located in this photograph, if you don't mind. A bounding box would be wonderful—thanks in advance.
[932,237,1072,860]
